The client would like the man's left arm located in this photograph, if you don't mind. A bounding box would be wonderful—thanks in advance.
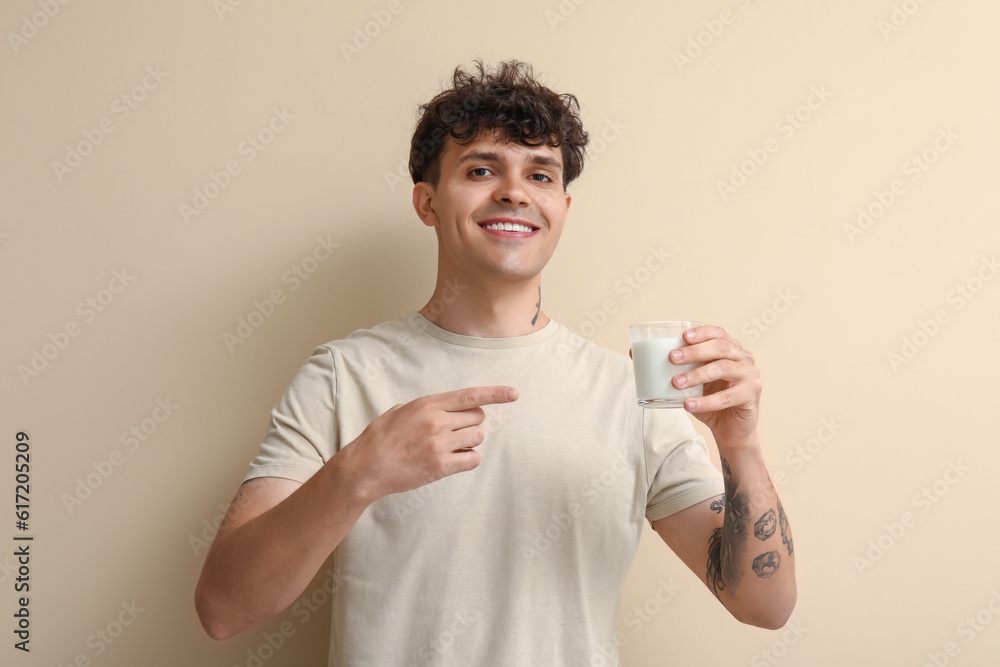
[647,325,796,629]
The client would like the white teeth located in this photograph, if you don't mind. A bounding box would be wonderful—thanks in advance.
[483,222,535,232]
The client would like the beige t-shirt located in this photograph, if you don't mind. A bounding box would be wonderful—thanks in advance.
[245,311,723,666]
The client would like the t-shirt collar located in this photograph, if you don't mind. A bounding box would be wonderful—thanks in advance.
[405,311,560,349]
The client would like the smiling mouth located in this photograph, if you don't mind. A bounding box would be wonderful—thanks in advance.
[478,221,540,233]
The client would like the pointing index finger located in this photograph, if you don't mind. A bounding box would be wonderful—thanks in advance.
[439,386,519,412]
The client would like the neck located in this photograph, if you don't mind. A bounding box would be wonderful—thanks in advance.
[419,271,547,338]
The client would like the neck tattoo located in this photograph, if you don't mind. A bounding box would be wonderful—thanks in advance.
[531,286,541,326]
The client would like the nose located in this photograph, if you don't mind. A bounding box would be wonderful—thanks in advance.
[493,173,531,207]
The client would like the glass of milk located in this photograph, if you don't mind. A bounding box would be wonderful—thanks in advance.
[629,321,704,408]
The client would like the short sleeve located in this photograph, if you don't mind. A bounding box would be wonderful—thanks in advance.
[643,407,724,524]
[243,345,337,484]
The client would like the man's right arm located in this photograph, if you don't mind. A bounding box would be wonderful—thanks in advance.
[194,385,518,640]
[194,455,368,640]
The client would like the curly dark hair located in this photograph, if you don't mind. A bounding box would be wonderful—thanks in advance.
[408,60,589,190]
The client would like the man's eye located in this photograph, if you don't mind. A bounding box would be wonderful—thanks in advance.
[530,173,552,182]
[470,168,492,177]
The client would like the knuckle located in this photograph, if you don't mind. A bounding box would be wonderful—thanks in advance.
[428,433,449,452]
[425,413,447,433]
[719,389,736,407]
[412,395,437,412]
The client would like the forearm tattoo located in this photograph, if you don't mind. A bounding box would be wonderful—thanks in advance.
[706,527,727,597]
[778,499,794,556]
[706,459,790,595]
[753,551,781,578]
[706,458,747,598]
[754,509,776,540]
[721,459,747,535]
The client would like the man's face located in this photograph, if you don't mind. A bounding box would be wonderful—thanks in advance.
[412,132,572,284]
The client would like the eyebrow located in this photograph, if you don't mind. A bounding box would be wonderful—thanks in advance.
[456,149,564,173]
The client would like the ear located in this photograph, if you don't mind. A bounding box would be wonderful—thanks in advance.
[412,182,438,228]
[564,191,572,212]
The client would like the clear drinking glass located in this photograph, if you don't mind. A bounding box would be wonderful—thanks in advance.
[629,321,704,408]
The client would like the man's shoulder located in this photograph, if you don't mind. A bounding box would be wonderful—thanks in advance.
[549,321,631,371]
[317,313,419,351]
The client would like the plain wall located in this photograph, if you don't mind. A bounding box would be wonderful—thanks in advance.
[3,1,999,665]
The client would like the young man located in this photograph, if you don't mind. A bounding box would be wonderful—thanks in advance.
[196,60,796,665]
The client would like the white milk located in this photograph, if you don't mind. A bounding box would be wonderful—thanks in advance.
[631,337,702,407]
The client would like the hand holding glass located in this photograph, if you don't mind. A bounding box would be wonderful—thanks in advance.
[629,321,704,408]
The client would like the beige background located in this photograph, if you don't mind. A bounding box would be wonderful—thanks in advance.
[3,0,999,665]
